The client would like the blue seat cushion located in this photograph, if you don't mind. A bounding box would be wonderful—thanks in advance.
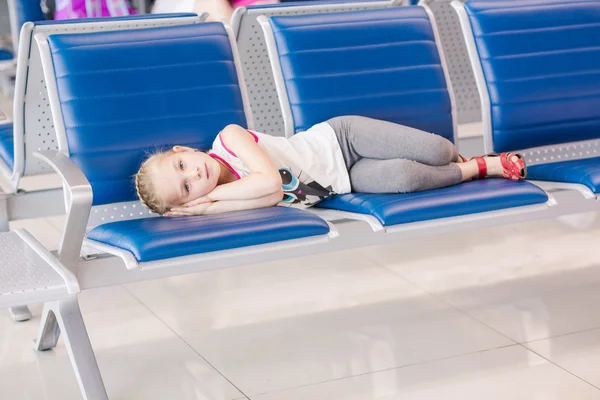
[87,206,330,263]
[269,7,454,141]
[528,158,600,194]
[317,179,548,226]
[0,123,14,169]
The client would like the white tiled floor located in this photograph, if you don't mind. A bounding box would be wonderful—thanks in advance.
[3,213,600,399]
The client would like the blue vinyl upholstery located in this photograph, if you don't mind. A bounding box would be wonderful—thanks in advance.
[0,123,14,169]
[0,49,12,61]
[269,7,454,141]
[15,0,47,30]
[87,207,330,262]
[47,23,247,206]
[318,179,548,226]
[528,158,600,194]
[464,0,600,152]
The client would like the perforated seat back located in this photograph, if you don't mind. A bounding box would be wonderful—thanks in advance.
[266,6,455,141]
[421,0,480,124]
[232,0,402,136]
[11,14,200,191]
[462,0,600,153]
[44,23,248,206]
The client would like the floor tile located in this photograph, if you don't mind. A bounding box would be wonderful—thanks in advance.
[0,304,243,400]
[251,345,600,400]
[77,285,141,315]
[359,213,600,342]
[126,251,512,395]
[526,328,600,389]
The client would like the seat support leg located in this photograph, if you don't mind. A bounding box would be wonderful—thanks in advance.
[34,298,108,400]
[9,305,32,322]
[0,191,7,232]
[34,301,61,351]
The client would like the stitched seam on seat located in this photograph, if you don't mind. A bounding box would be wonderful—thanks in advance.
[469,2,597,14]
[483,45,600,61]
[55,60,235,78]
[492,92,600,107]
[50,33,229,52]
[71,136,214,157]
[272,16,429,31]
[489,69,600,84]
[64,109,244,129]
[59,84,239,102]
[480,21,600,37]
[493,118,600,139]
[277,40,436,56]
[288,88,448,105]
[284,64,442,81]
[576,170,599,182]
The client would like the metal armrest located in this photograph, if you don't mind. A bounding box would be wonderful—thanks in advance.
[34,150,92,271]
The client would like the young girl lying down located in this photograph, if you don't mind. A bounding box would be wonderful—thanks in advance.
[135,116,526,216]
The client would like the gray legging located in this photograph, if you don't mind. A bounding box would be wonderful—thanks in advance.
[327,116,462,193]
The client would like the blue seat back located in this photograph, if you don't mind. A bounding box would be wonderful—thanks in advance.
[14,0,46,27]
[45,23,248,205]
[9,0,47,48]
[464,0,600,153]
[6,14,200,195]
[231,0,400,137]
[268,6,455,141]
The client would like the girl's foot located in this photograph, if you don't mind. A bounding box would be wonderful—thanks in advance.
[472,153,526,180]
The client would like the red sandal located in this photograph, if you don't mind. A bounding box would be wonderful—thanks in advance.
[472,152,527,180]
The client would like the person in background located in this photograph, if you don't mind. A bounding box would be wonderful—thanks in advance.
[53,0,136,19]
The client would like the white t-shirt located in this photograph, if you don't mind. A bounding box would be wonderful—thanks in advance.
[209,122,351,208]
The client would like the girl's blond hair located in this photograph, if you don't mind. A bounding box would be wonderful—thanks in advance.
[134,149,174,215]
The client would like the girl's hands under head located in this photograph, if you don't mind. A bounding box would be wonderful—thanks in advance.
[165,200,214,217]
[181,194,213,208]
[165,190,216,216]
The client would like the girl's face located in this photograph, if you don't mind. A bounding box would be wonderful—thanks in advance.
[153,146,220,207]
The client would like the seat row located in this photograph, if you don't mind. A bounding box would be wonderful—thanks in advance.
[37,4,562,269]
[4,0,600,398]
